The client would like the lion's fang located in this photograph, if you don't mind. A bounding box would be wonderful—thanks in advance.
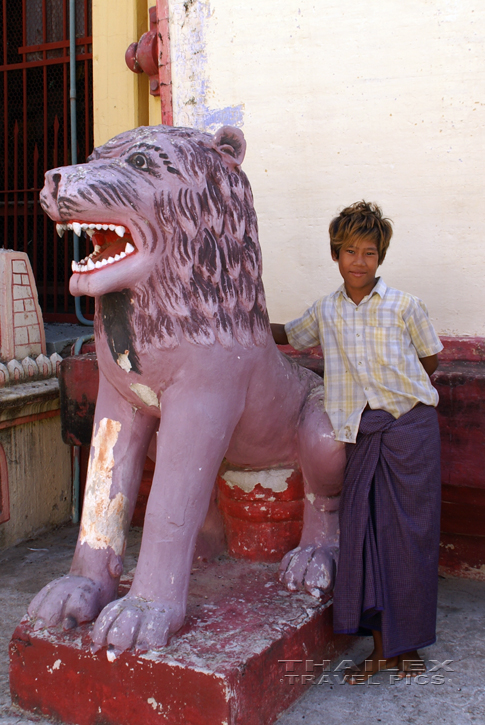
[56,224,67,237]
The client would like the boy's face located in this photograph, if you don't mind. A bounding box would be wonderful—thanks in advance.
[332,237,379,304]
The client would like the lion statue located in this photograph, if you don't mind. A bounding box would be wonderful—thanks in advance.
[29,125,345,656]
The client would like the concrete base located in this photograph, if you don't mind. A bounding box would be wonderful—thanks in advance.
[0,378,72,551]
[10,558,350,725]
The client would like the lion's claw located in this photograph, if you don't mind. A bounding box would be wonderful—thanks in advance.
[279,545,337,597]
[28,575,105,630]
[91,596,185,656]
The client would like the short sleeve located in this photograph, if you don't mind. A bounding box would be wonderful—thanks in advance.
[285,303,321,350]
[403,297,443,358]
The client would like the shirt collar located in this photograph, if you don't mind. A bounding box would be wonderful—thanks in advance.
[337,277,387,306]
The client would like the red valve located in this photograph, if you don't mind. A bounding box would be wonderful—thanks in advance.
[125,7,160,96]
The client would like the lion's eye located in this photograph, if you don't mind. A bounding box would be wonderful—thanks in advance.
[128,153,149,169]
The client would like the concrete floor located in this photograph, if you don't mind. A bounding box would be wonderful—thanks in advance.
[1,525,484,725]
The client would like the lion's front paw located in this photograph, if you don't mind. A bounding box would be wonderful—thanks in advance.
[91,596,185,657]
[28,575,105,631]
[279,545,337,597]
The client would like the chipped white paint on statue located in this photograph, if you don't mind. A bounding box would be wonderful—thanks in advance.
[129,383,159,408]
[222,469,293,494]
[117,352,132,372]
[79,418,129,556]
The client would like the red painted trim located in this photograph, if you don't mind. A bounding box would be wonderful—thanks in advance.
[17,37,92,55]
[439,336,485,362]
[439,533,485,581]
[279,336,485,364]
[0,52,93,73]
[0,443,10,524]
[0,408,60,432]
[156,0,173,125]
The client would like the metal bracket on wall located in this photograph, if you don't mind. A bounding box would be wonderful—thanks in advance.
[125,6,160,96]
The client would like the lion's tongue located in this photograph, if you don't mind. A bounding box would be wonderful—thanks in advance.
[92,230,132,261]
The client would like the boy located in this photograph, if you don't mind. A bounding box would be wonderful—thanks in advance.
[271,200,443,682]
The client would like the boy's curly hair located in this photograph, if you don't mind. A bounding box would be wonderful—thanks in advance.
[329,201,393,265]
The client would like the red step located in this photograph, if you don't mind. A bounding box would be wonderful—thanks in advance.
[10,558,351,725]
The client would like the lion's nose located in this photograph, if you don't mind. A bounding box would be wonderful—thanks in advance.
[45,170,62,200]
[39,170,63,214]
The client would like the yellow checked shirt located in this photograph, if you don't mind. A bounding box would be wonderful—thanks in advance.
[285,278,443,444]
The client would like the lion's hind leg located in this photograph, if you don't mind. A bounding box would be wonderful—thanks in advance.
[279,386,346,597]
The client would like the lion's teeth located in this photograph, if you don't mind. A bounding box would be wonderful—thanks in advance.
[101,258,108,266]
[107,256,114,264]
[109,224,115,231]
[94,245,101,252]
[102,224,108,230]
[72,222,82,236]
[95,260,102,269]
[87,259,95,270]
[56,224,67,237]
[81,223,88,230]
[120,251,126,259]
[125,242,135,254]
[86,228,95,238]
[114,254,121,262]
[71,260,77,272]
[95,224,103,230]
[115,226,125,238]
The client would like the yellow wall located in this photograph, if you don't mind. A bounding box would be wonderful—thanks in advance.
[92,0,161,147]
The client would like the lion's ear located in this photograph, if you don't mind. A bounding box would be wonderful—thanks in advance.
[212,126,246,168]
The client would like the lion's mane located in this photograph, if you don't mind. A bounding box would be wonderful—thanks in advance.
[92,126,271,351]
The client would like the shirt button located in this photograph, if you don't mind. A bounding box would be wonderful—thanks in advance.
[364,386,369,391]
[356,333,360,338]
[358,361,363,366]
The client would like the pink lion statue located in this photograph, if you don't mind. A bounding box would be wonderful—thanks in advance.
[29,125,345,655]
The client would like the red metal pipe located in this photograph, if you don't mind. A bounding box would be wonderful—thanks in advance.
[33,144,39,279]
[53,115,59,312]
[13,121,18,251]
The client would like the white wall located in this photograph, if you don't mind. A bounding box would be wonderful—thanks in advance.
[169,0,484,336]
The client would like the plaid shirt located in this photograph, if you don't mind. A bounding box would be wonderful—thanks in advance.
[285,278,443,443]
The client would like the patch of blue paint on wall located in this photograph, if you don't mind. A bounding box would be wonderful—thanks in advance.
[203,105,245,131]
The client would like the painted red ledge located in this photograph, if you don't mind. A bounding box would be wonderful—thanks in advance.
[10,559,351,725]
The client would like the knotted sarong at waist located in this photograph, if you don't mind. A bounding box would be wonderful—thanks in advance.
[333,404,441,658]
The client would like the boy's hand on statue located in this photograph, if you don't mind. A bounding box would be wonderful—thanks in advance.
[90,595,185,657]
[27,575,105,631]
[279,545,336,597]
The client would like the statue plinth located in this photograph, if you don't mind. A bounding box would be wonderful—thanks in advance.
[10,558,350,725]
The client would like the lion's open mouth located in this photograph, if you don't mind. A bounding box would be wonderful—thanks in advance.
[57,222,137,273]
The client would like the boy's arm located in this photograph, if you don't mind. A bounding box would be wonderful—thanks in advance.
[270,323,289,346]
[419,354,439,377]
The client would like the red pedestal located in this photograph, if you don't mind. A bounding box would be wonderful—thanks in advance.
[10,558,350,725]
[217,470,304,563]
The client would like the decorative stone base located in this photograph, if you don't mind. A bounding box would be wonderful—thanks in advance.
[10,558,350,725]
